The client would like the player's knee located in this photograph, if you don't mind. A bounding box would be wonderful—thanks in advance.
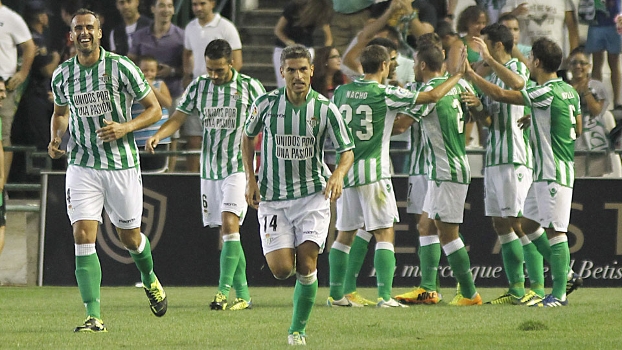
[272,266,296,280]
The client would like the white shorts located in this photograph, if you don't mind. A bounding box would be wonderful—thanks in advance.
[523,181,573,232]
[258,193,330,255]
[201,172,248,227]
[406,175,428,214]
[65,165,142,229]
[335,179,399,232]
[422,181,469,224]
[484,164,532,217]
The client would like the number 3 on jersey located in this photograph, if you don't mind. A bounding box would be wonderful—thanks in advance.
[339,104,374,141]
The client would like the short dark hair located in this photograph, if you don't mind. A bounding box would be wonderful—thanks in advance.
[204,39,232,61]
[457,5,487,33]
[0,77,4,84]
[435,21,457,39]
[417,45,444,72]
[280,44,312,67]
[72,8,100,27]
[417,32,443,50]
[138,55,158,65]
[481,23,514,54]
[367,37,397,53]
[569,45,588,59]
[360,45,389,74]
[498,13,518,24]
[532,37,563,73]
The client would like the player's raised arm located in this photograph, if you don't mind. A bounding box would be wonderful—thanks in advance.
[465,62,524,106]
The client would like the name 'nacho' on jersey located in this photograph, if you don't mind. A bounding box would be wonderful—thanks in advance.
[203,107,238,129]
[72,90,113,117]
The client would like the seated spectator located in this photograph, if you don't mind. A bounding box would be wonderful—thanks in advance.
[569,47,619,177]
[132,56,172,172]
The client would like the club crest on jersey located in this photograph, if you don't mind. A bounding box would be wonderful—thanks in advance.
[249,105,258,120]
[99,74,110,83]
[307,115,319,128]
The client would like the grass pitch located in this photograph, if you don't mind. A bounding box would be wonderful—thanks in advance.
[0,286,621,349]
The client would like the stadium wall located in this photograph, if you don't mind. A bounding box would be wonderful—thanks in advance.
[40,173,622,288]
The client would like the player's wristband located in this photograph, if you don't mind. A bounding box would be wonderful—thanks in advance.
[475,103,484,112]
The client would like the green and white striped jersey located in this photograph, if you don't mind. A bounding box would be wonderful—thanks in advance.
[245,87,354,201]
[332,78,418,187]
[405,81,426,176]
[411,76,471,184]
[177,69,265,180]
[51,47,151,170]
[521,78,581,187]
[483,58,532,168]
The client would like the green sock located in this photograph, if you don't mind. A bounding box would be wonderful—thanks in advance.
[343,234,370,294]
[418,242,441,291]
[129,234,156,286]
[446,247,477,298]
[328,244,349,299]
[529,230,552,262]
[550,241,570,299]
[289,276,317,334]
[233,247,250,301]
[374,243,396,301]
[500,236,525,297]
[218,237,242,295]
[75,253,102,319]
[522,241,545,297]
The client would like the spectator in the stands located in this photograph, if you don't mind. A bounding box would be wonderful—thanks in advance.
[13,0,60,153]
[273,0,333,87]
[109,0,152,55]
[0,0,35,189]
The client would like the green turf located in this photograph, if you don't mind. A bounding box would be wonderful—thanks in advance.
[0,286,620,349]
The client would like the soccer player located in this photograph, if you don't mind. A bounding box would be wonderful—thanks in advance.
[328,44,465,308]
[465,37,582,307]
[147,39,265,311]
[48,9,167,332]
[394,33,450,305]
[242,45,354,345]
[394,45,483,306]
[467,23,546,305]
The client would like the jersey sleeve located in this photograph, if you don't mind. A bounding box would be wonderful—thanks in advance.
[51,66,68,106]
[245,95,267,137]
[409,84,436,121]
[385,85,419,118]
[511,61,530,89]
[326,102,354,153]
[176,78,199,114]
[523,85,553,110]
[249,78,266,105]
[118,56,151,101]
